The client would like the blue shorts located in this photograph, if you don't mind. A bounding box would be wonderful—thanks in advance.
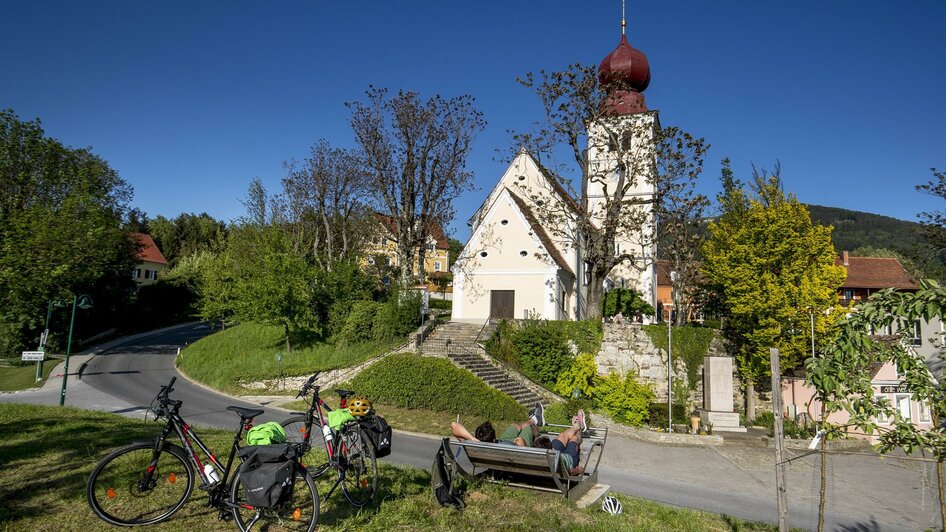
[552,440,580,471]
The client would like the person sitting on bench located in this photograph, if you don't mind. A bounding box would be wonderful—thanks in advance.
[534,409,586,476]
[451,403,545,447]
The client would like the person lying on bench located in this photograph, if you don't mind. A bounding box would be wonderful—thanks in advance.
[450,402,545,447]
[534,409,587,476]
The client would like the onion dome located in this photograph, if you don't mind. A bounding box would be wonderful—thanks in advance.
[598,34,651,115]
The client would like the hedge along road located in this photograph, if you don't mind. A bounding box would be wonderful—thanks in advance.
[0,322,923,532]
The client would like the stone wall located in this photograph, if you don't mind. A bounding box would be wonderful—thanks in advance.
[596,323,687,403]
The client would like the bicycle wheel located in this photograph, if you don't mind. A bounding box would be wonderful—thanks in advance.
[231,463,319,532]
[338,424,377,507]
[87,442,194,526]
[281,415,312,447]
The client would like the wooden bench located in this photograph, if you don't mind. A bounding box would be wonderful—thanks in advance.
[436,424,608,501]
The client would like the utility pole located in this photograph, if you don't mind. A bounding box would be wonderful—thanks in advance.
[770,347,789,531]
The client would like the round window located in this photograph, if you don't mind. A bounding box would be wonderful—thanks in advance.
[520,250,528,257]
[501,219,509,225]
[480,251,488,258]
[518,175,526,181]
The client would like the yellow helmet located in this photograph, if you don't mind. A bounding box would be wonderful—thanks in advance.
[348,397,372,417]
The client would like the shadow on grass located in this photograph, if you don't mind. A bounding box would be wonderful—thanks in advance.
[312,465,431,527]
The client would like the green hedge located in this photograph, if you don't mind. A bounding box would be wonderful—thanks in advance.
[349,354,527,420]
[642,325,716,391]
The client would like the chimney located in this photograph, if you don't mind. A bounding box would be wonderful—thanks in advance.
[842,251,849,266]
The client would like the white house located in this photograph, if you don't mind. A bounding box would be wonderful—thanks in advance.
[453,25,658,323]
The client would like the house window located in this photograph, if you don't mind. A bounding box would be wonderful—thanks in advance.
[876,395,890,424]
[920,401,932,423]
[842,289,854,300]
[136,268,142,279]
[895,394,912,421]
[909,320,922,346]
[427,242,435,251]
[434,261,441,272]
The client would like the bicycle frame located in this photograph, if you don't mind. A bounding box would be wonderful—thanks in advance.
[154,407,246,492]
[291,384,361,501]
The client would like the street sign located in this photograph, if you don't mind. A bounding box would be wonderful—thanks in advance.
[22,351,45,362]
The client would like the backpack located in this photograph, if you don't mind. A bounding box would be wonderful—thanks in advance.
[431,439,464,510]
[245,421,286,446]
[237,444,297,508]
[359,414,392,458]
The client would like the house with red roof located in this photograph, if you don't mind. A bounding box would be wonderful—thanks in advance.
[364,214,450,289]
[131,233,168,286]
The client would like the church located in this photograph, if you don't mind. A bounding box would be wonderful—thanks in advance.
[452,20,659,324]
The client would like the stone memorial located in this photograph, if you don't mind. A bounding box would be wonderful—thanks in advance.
[700,356,746,432]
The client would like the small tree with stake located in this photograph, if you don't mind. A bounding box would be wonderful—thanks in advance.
[807,280,946,531]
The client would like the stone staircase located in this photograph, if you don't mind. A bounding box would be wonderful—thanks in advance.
[420,321,546,407]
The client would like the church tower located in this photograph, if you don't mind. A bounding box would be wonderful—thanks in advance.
[585,10,659,314]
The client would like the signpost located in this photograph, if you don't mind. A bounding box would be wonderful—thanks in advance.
[21,351,45,362]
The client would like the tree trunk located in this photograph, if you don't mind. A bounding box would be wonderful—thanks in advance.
[939,460,946,532]
[818,403,827,532]
[746,380,756,420]
[283,323,292,353]
[586,275,604,321]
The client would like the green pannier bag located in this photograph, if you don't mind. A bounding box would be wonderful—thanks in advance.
[327,409,356,431]
[246,421,287,446]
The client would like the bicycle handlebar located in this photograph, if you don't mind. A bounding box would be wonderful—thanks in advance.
[295,372,321,398]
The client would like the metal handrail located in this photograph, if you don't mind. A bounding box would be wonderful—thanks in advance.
[474,314,493,345]
[456,340,561,401]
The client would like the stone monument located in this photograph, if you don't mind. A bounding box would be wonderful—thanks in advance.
[700,356,746,432]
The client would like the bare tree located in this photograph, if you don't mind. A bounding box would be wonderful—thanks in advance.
[348,87,485,285]
[514,65,707,320]
[281,140,371,271]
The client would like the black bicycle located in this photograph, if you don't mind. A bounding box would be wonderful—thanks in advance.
[86,377,319,531]
[281,372,378,507]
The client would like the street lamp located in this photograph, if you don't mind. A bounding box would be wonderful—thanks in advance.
[59,294,93,406]
[668,271,678,433]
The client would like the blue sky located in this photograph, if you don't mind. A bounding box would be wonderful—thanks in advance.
[2,1,944,240]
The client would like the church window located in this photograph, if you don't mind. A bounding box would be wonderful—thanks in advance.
[519,250,528,257]
[480,251,488,258]
[518,175,526,182]
[501,219,508,225]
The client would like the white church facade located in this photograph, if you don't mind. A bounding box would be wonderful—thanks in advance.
[453,24,659,323]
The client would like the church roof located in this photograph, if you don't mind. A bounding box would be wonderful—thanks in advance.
[506,188,574,277]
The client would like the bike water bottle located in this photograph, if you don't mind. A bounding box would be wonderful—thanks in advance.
[322,423,333,443]
[203,464,220,485]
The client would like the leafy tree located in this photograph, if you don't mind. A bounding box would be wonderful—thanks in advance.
[348,87,485,285]
[149,212,227,265]
[447,237,464,269]
[602,288,654,319]
[512,65,708,320]
[701,164,846,418]
[0,109,136,354]
[279,140,372,271]
[807,281,946,531]
[917,168,946,251]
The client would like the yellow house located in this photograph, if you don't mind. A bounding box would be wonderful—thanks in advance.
[131,232,168,286]
[364,214,450,288]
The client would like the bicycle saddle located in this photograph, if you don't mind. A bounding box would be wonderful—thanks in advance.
[227,406,264,419]
[335,389,356,398]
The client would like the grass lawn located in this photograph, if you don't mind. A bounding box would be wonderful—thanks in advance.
[0,359,57,392]
[177,322,396,394]
[0,403,779,531]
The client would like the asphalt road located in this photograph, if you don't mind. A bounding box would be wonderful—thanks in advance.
[2,322,926,531]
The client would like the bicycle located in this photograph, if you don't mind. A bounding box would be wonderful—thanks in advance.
[281,372,378,507]
[86,377,319,531]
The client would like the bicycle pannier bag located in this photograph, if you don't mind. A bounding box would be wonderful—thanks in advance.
[237,443,297,508]
[431,439,464,509]
[245,421,287,446]
[359,414,392,458]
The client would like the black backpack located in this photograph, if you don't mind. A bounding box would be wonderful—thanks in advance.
[431,439,464,510]
[359,415,393,458]
[237,444,298,508]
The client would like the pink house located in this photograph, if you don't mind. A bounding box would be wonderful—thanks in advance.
[781,361,934,442]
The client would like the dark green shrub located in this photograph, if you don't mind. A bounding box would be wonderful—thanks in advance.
[349,354,526,420]
[750,411,775,429]
[373,289,422,341]
[642,325,716,391]
[484,319,518,366]
[603,288,655,318]
[336,300,382,347]
[558,320,603,354]
[647,402,689,427]
[429,298,452,310]
[514,320,573,388]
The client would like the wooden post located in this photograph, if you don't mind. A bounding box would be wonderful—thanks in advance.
[770,347,789,531]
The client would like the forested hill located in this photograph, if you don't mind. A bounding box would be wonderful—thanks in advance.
[806,204,925,256]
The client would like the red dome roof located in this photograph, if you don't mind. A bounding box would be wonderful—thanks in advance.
[597,34,651,91]
[598,34,651,115]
